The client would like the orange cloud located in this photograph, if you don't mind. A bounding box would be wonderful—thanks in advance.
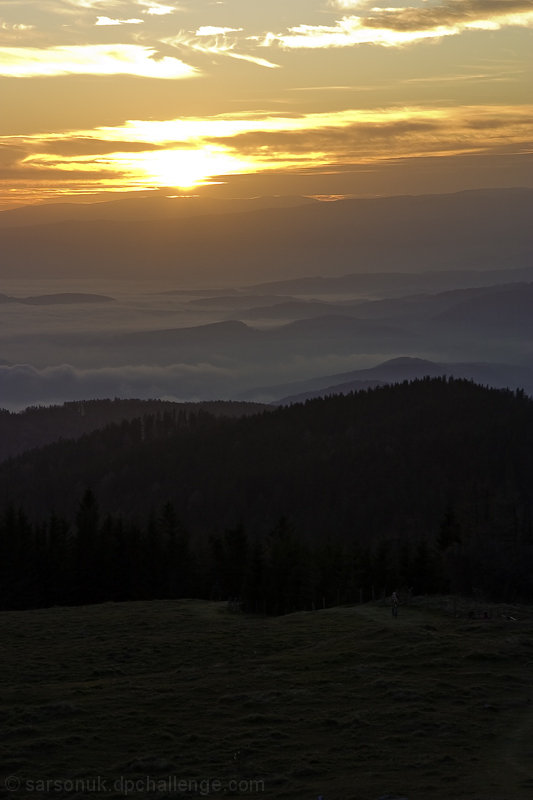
[0,44,198,79]
[267,0,533,48]
[1,103,530,203]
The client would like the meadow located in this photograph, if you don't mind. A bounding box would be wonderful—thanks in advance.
[1,597,533,800]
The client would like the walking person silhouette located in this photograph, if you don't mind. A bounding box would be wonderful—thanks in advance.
[391,591,399,617]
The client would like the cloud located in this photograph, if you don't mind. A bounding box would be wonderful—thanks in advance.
[210,118,446,156]
[58,0,122,9]
[209,48,280,68]
[267,0,533,48]
[203,104,533,166]
[329,0,368,7]
[0,20,36,44]
[1,103,531,201]
[0,0,133,20]
[0,362,235,410]
[64,0,127,8]
[29,137,165,156]
[362,0,533,32]
[95,16,143,25]
[165,32,280,69]
[46,0,180,15]
[0,44,198,78]
[195,26,243,36]
[0,143,28,169]
[136,0,177,15]
[62,0,110,7]
[0,21,35,31]
[0,160,120,185]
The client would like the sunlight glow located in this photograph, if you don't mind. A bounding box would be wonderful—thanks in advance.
[127,147,258,189]
[23,146,258,190]
[1,0,531,209]
[6,102,533,202]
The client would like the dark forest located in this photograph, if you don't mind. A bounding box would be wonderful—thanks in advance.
[2,378,532,612]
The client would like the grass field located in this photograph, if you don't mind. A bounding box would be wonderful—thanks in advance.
[1,597,533,800]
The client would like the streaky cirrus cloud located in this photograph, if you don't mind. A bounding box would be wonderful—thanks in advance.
[266,0,533,48]
[205,105,533,165]
[95,16,144,25]
[29,137,166,156]
[0,44,198,78]
[71,104,533,150]
[195,26,243,36]
[164,31,280,69]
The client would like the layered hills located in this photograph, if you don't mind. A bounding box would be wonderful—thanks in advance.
[1,377,531,550]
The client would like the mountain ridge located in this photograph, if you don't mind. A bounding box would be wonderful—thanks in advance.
[1,188,531,282]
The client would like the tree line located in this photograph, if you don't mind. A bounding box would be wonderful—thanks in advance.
[1,487,532,613]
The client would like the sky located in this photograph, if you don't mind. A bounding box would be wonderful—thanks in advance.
[0,0,532,207]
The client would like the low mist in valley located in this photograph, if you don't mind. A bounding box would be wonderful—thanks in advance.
[1,188,533,410]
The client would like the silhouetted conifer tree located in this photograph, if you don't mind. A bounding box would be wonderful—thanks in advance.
[74,489,100,604]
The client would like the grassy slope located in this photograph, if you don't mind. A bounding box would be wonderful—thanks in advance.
[1,599,533,800]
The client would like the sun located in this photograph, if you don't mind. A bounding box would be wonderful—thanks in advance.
[133,146,254,190]
[23,143,260,197]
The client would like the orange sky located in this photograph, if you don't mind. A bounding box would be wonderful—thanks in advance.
[0,0,532,207]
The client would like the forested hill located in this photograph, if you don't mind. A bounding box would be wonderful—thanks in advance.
[2,378,533,540]
[2,378,533,610]
[0,398,268,463]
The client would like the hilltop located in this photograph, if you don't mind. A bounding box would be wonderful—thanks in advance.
[0,398,269,463]
[1,597,533,800]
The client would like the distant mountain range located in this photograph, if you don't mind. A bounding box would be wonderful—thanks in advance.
[5,357,529,462]
[209,280,533,325]
[261,357,533,404]
[247,264,533,299]
[1,188,531,283]
[0,194,317,228]
[0,293,114,305]
[73,281,533,366]
[2,277,532,409]
[33,315,419,369]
